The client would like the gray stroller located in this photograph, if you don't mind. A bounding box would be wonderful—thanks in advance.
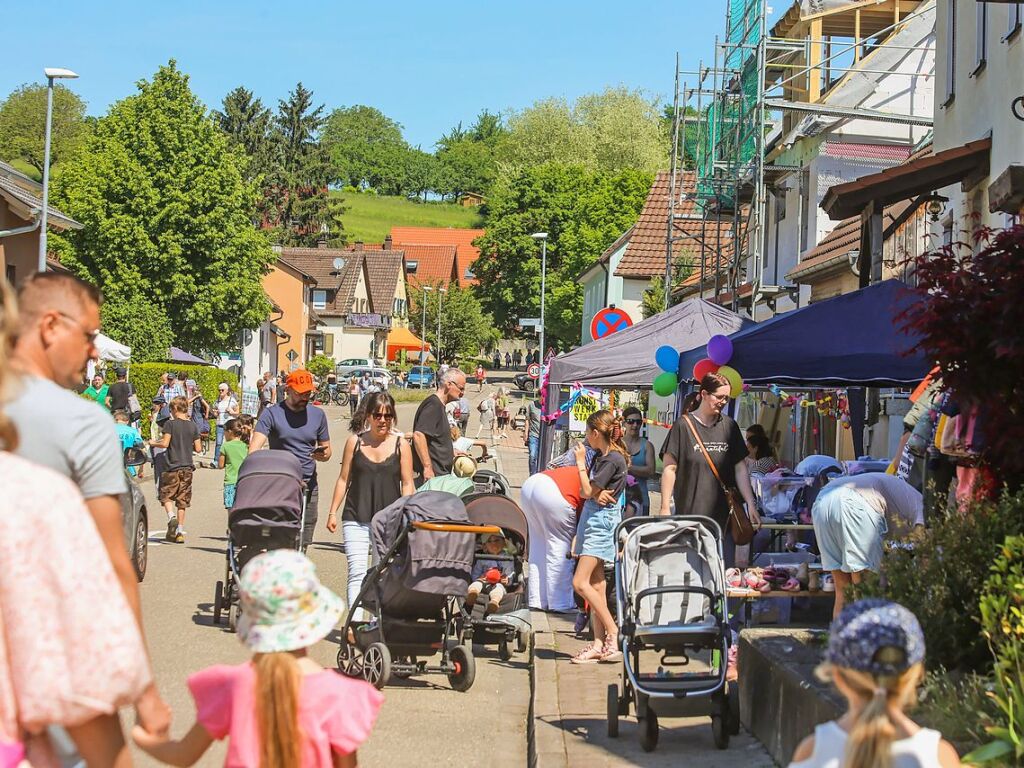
[607,515,739,752]
[337,491,501,691]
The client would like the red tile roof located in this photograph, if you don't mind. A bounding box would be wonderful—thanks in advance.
[398,243,459,288]
[615,171,734,282]
[390,226,485,287]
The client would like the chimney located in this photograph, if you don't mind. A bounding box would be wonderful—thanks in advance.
[384,234,393,251]
[354,241,364,252]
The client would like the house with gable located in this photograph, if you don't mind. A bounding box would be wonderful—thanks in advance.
[390,226,485,288]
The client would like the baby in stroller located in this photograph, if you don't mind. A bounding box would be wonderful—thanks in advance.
[465,531,514,616]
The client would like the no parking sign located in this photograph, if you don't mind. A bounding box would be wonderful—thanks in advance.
[590,307,632,341]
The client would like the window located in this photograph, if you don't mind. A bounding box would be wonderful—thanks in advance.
[324,333,334,356]
[312,289,327,309]
[799,170,811,252]
[406,260,418,275]
[1008,2,1023,38]
[974,1,988,73]
[944,0,957,103]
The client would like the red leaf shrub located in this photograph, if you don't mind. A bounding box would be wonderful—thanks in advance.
[902,223,1024,488]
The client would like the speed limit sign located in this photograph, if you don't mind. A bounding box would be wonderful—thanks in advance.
[527,363,541,379]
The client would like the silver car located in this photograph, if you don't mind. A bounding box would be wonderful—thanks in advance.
[121,454,150,581]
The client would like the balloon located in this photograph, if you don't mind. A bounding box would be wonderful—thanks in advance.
[707,334,734,366]
[655,345,678,373]
[692,358,719,381]
[717,365,743,397]
[653,371,678,397]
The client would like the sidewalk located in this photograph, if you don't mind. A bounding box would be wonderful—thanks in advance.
[495,426,774,767]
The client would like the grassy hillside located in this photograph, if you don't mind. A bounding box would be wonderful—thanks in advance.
[335,191,483,243]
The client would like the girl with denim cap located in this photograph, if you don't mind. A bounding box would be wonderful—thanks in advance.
[133,550,382,768]
[789,599,960,768]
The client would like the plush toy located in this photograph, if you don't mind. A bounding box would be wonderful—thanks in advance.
[485,568,503,584]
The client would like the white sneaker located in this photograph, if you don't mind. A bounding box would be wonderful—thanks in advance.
[821,574,835,593]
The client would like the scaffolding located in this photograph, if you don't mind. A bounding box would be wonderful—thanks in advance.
[666,0,935,312]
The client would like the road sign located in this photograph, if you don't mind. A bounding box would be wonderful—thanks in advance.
[590,307,633,340]
[518,317,541,327]
[527,363,541,379]
[286,349,298,362]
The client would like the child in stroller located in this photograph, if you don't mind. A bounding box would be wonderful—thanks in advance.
[465,531,514,616]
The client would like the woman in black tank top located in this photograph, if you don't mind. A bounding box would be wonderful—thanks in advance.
[326,392,414,620]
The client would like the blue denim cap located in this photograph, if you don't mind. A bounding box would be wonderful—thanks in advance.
[827,599,925,676]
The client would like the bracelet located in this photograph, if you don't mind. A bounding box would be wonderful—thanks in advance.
[328,511,337,517]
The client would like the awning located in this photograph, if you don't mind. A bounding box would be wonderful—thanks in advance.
[95,333,131,363]
[387,326,430,351]
[269,323,290,340]
[821,138,991,220]
[166,347,213,366]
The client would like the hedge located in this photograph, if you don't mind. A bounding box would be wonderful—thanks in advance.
[107,363,239,438]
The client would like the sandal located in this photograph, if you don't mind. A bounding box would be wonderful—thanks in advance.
[725,567,743,588]
[599,636,623,663]
[570,645,603,664]
[743,568,768,591]
[780,577,802,592]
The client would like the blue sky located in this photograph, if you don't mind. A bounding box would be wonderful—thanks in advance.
[4,2,779,149]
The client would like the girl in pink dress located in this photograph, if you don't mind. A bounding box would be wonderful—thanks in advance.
[132,550,382,768]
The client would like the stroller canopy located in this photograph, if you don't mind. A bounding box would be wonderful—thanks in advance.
[230,450,304,527]
[465,494,529,551]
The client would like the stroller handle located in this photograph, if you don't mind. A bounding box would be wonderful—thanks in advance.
[410,521,503,535]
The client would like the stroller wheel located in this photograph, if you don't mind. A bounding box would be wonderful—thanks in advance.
[727,682,741,736]
[516,629,529,654]
[228,603,239,633]
[362,643,391,690]
[337,643,363,678]
[213,581,223,625]
[498,640,511,661]
[712,714,730,750]
[447,645,476,692]
[638,710,659,753]
[606,684,620,738]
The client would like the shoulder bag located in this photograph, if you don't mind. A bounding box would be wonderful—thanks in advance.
[682,415,756,545]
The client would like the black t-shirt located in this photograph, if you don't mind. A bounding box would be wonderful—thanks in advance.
[412,394,454,476]
[164,418,200,470]
[108,381,132,412]
[590,450,628,497]
[661,413,747,526]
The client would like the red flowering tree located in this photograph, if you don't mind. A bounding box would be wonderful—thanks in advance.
[902,223,1024,488]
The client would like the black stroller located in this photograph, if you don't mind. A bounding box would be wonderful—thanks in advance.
[337,491,501,691]
[462,493,532,660]
[212,450,306,631]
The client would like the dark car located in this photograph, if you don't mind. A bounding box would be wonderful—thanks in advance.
[121,452,150,581]
[513,372,536,393]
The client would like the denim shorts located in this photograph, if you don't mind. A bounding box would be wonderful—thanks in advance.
[223,483,236,510]
[572,497,623,563]
[812,486,887,572]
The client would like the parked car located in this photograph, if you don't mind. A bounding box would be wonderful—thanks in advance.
[336,358,381,378]
[513,372,536,393]
[405,365,436,389]
[350,367,392,391]
[121,452,150,581]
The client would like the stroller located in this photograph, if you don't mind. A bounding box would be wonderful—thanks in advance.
[337,491,501,691]
[608,516,739,753]
[471,468,511,496]
[212,450,306,631]
[463,493,532,660]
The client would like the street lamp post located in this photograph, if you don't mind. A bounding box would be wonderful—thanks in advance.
[530,232,548,365]
[419,286,432,389]
[436,287,447,366]
[38,67,79,274]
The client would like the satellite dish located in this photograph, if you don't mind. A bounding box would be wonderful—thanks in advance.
[333,257,345,272]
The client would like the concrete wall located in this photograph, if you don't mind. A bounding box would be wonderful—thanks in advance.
[580,239,647,345]
[264,264,309,372]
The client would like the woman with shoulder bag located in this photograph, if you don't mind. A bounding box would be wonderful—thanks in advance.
[659,371,760,567]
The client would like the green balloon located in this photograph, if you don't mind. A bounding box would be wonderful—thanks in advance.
[653,371,678,397]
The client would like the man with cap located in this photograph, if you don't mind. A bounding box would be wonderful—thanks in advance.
[108,366,135,418]
[249,369,332,548]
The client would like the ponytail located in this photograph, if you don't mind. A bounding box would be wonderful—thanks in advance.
[834,662,923,768]
[254,653,303,768]
[586,409,631,469]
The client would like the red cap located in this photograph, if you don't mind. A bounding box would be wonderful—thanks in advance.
[286,369,315,394]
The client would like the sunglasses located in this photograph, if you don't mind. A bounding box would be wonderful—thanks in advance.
[624,418,642,425]
[371,411,395,421]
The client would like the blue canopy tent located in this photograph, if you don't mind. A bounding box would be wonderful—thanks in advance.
[678,280,931,388]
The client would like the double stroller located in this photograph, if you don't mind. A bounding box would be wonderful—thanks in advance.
[462,493,531,660]
[608,515,739,753]
[212,450,306,631]
[337,491,502,691]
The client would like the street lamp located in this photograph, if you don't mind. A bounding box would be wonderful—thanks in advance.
[436,286,447,367]
[530,232,548,365]
[419,286,432,388]
[38,67,79,273]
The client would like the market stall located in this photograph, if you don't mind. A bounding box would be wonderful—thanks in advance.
[86,332,131,380]
[540,298,753,465]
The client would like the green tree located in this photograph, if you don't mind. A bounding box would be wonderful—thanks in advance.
[322,105,411,192]
[306,354,335,379]
[212,86,273,179]
[496,87,668,174]
[52,61,274,354]
[0,83,90,173]
[641,276,667,319]
[99,293,175,363]
[472,162,652,348]
[435,110,504,200]
[408,283,499,363]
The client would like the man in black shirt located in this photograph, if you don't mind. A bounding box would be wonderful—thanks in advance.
[413,367,467,482]
[108,367,133,414]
